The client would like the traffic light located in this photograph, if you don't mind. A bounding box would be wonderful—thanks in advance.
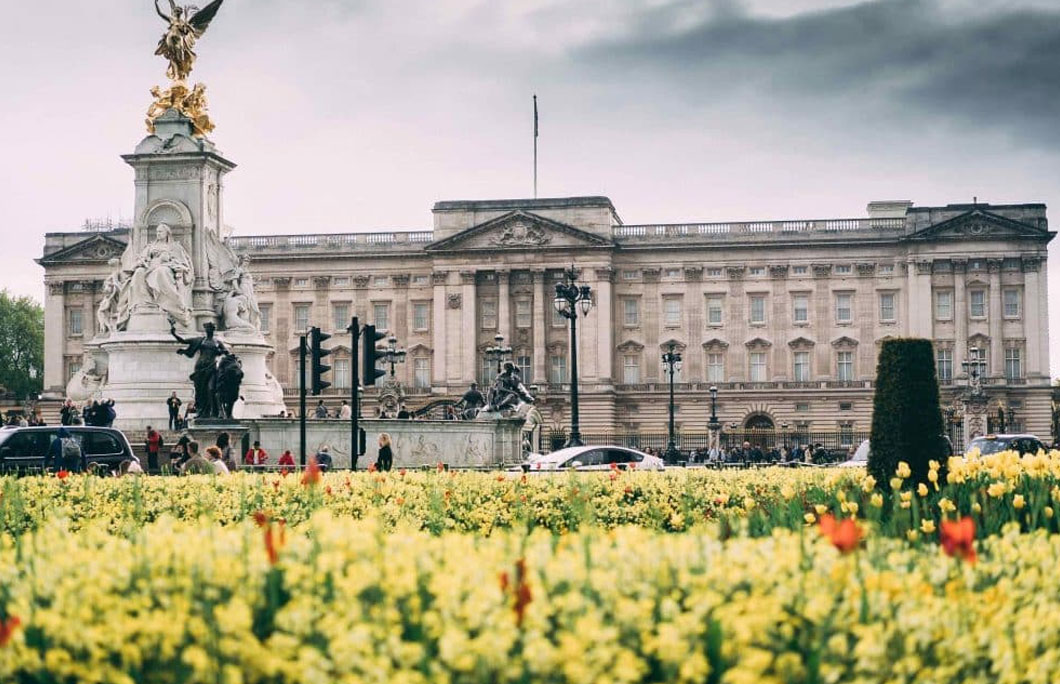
[362,324,387,386]
[310,326,332,395]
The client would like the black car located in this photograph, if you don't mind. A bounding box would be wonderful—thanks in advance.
[0,426,138,474]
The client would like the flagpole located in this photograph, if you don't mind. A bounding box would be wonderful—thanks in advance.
[533,94,538,199]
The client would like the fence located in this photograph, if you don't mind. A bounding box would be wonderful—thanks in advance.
[538,429,871,458]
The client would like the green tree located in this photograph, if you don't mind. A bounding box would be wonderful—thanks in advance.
[0,290,44,399]
[869,338,948,488]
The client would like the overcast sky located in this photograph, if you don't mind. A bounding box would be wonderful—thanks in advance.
[2,0,1059,375]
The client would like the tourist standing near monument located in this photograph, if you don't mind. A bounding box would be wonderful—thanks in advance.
[338,401,351,420]
[166,392,182,430]
[244,441,268,466]
[376,433,393,472]
[144,426,164,473]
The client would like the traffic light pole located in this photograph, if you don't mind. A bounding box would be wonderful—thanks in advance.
[299,333,307,467]
[350,316,360,471]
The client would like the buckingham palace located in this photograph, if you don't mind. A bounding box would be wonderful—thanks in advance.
[38,195,1053,443]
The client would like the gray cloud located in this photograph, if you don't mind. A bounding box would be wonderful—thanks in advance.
[579,0,1060,144]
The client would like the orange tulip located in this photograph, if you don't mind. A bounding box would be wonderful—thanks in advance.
[818,514,863,554]
[940,517,977,564]
[0,616,20,646]
[301,456,321,486]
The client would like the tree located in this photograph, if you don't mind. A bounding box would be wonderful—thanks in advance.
[869,338,948,488]
[0,290,44,399]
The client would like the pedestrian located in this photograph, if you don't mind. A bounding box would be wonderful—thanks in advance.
[315,400,328,419]
[100,399,116,427]
[60,399,76,426]
[278,449,295,474]
[169,434,191,472]
[397,404,410,420]
[376,432,393,472]
[205,446,230,475]
[46,427,84,473]
[216,432,238,472]
[144,425,164,473]
[338,400,351,420]
[166,392,182,431]
[314,445,333,471]
[244,440,268,466]
[184,401,197,426]
[180,441,212,475]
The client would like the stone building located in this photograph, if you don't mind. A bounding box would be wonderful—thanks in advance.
[38,196,1053,443]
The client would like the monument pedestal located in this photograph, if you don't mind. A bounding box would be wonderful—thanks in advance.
[99,330,195,430]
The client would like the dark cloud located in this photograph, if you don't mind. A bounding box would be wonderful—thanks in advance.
[580,0,1060,144]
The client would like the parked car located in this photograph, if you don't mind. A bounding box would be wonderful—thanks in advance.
[0,426,138,474]
[836,439,870,468]
[967,434,1046,457]
[517,445,665,472]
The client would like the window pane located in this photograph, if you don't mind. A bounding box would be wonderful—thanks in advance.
[706,296,723,325]
[792,295,808,323]
[837,351,854,381]
[294,304,310,331]
[372,304,389,331]
[793,352,809,381]
[549,355,567,383]
[835,294,852,323]
[935,291,952,320]
[1005,348,1022,380]
[970,290,986,317]
[1004,290,1020,317]
[413,358,430,388]
[515,300,531,328]
[750,296,765,324]
[332,303,349,332]
[259,304,271,333]
[516,354,532,383]
[707,353,724,382]
[333,359,350,389]
[750,352,766,382]
[622,355,640,384]
[664,298,681,327]
[879,293,895,321]
[413,303,430,330]
[936,349,953,383]
[623,299,639,326]
[69,309,84,336]
[480,300,497,329]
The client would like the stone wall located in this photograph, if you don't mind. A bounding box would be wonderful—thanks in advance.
[246,417,525,469]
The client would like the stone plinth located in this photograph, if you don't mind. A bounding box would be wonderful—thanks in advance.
[98,330,196,430]
[246,418,525,469]
[186,420,249,455]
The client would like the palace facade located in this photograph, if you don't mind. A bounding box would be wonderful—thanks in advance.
[38,196,1054,442]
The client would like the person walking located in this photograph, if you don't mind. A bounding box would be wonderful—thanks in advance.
[166,392,182,431]
[313,445,333,471]
[46,427,84,473]
[144,425,164,473]
[376,432,393,472]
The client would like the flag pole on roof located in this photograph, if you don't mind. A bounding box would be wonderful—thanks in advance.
[533,94,538,199]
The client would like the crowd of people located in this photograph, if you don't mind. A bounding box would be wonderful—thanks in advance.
[58,399,119,427]
[677,441,844,465]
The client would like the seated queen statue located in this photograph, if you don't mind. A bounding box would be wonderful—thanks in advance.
[128,223,193,327]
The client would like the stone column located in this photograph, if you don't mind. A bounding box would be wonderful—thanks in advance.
[953,260,967,377]
[461,271,477,383]
[904,258,918,336]
[497,270,510,342]
[43,281,67,395]
[988,259,1003,377]
[595,268,615,383]
[431,272,448,385]
[532,270,546,384]
[1024,256,1047,379]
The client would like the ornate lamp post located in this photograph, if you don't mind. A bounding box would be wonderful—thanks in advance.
[485,333,512,376]
[380,334,407,380]
[707,385,721,461]
[553,267,594,447]
[961,346,989,438]
[661,343,683,463]
[781,422,789,450]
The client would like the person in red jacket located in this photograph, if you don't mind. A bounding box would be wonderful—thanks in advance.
[244,441,268,466]
[277,449,295,474]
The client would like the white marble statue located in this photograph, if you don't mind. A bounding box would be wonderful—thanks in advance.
[219,288,256,331]
[128,223,193,326]
[96,258,126,335]
[66,352,105,402]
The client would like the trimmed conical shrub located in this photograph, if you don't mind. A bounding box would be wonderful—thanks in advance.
[870,338,948,488]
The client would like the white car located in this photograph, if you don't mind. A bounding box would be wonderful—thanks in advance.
[518,445,664,472]
[836,439,870,468]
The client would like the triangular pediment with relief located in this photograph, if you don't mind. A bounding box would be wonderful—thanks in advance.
[905,209,1052,243]
[37,234,129,265]
[425,210,613,252]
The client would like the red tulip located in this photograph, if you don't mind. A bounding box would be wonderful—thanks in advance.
[0,616,20,646]
[56,470,70,480]
[818,514,863,554]
[301,457,321,486]
[940,517,977,564]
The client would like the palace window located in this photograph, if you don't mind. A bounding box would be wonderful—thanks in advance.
[879,292,896,322]
[706,296,724,326]
[294,304,310,332]
[332,302,350,332]
[259,304,271,333]
[333,358,350,389]
[333,276,350,287]
[969,290,986,318]
[663,297,682,327]
[413,302,430,331]
[936,348,953,384]
[878,264,895,275]
[665,268,681,280]
[411,274,429,286]
[836,351,854,382]
[792,265,808,275]
[1003,289,1021,318]
[372,303,389,331]
[707,353,725,382]
[834,264,852,275]
[622,298,639,327]
[549,355,567,384]
[792,294,809,324]
[622,355,640,384]
[480,299,497,329]
[294,278,308,287]
[67,359,81,381]
[749,266,765,276]
[793,351,810,382]
[835,293,853,324]
[1005,347,1022,380]
[749,352,767,382]
[413,357,431,389]
[935,291,953,320]
[480,357,497,386]
[706,268,722,277]
[516,354,532,383]
[68,308,84,337]
[515,299,531,328]
[622,270,639,280]
[373,276,388,287]
[749,295,766,325]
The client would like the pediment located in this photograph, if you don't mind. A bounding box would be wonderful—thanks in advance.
[37,234,129,265]
[745,337,772,348]
[617,339,644,353]
[425,210,613,252]
[407,344,433,356]
[787,336,816,348]
[659,338,686,352]
[831,336,859,348]
[906,209,1052,243]
[702,338,729,350]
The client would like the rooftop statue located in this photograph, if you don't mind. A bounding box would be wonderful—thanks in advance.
[154,0,225,82]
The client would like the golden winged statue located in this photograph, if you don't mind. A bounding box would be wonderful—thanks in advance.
[154,0,225,82]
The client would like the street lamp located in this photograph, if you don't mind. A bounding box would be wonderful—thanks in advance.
[380,334,407,379]
[708,386,720,430]
[553,266,594,447]
[781,422,789,450]
[961,346,987,398]
[661,343,683,463]
[485,333,512,376]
